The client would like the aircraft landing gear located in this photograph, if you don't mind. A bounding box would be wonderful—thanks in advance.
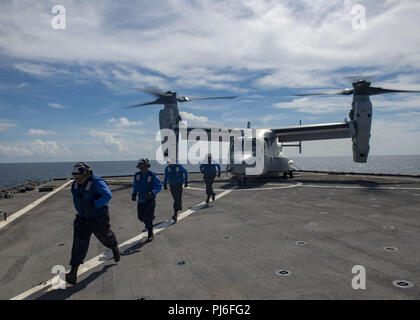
[283,170,293,179]
[237,176,247,186]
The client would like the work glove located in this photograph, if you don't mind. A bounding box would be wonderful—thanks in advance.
[164,184,168,190]
[131,194,137,202]
[184,182,188,188]
[83,201,95,213]
[146,192,154,200]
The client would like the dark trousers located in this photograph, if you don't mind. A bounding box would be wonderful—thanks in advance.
[137,199,156,232]
[70,212,118,267]
[170,184,183,213]
[204,175,216,196]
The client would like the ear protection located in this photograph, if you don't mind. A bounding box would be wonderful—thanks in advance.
[72,162,92,178]
[136,158,151,169]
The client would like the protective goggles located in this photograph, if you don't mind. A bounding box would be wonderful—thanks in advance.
[136,159,151,169]
[72,164,89,179]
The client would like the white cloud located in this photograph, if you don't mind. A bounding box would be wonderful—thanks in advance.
[32,139,71,157]
[2,1,419,90]
[0,140,71,158]
[14,62,62,77]
[109,117,142,128]
[273,92,420,115]
[0,120,18,132]
[0,145,33,157]
[48,103,66,109]
[180,111,209,125]
[90,130,131,153]
[28,129,55,136]
[274,96,350,115]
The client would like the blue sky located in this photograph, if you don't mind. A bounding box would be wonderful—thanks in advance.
[0,0,419,163]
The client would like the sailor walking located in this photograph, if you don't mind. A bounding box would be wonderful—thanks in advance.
[163,160,189,222]
[132,159,162,242]
[199,154,221,204]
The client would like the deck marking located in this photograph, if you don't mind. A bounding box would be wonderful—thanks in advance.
[185,183,301,192]
[0,180,73,231]
[10,188,234,300]
[301,184,420,190]
[393,280,413,289]
[188,182,419,192]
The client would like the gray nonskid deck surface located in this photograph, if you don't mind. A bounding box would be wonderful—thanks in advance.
[0,180,68,219]
[0,172,419,300]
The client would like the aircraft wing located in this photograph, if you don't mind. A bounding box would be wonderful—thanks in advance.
[179,127,244,140]
[178,122,353,142]
[273,122,354,142]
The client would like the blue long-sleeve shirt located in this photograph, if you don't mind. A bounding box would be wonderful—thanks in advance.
[132,170,162,203]
[163,164,188,185]
[200,163,221,178]
[71,174,112,218]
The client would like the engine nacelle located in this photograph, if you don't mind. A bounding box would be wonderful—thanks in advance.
[352,96,372,163]
[159,104,181,130]
[159,104,182,158]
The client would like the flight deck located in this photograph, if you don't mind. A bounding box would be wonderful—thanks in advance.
[0,172,419,300]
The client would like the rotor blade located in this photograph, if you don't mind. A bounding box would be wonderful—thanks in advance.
[122,100,160,108]
[178,96,237,102]
[295,89,353,97]
[368,87,420,95]
[344,75,377,83]
[135,87,164,97]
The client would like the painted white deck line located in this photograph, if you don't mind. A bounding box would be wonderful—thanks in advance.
[0,180,73,231]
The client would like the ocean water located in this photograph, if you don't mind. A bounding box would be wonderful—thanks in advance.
[0,161,202,190]
[292,155,420,176]
[0,155,419,190]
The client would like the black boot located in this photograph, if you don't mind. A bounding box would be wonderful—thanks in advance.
[147,229,154,242]
[66,265,78,285]
[212,193,216,201]
[206,195,210,203]
[172,212,178,223]
[112,246,120,262]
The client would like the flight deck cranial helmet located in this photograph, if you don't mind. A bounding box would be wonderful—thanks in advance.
[167,158,177,166]
[72,162,92,180]
[136,158,151,170]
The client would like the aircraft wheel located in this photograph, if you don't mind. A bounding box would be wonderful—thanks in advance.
[283,172,288,179]
[289,170,294,178]
[237,178,243,186]
[243,177,248,186]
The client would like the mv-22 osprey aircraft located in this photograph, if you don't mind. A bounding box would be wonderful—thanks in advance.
[125,81,420,185]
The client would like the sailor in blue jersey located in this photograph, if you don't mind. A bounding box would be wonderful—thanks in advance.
[199,154,221,203]
[132,159,162,242]
[163,159,189,222]
[66,162,120,285]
